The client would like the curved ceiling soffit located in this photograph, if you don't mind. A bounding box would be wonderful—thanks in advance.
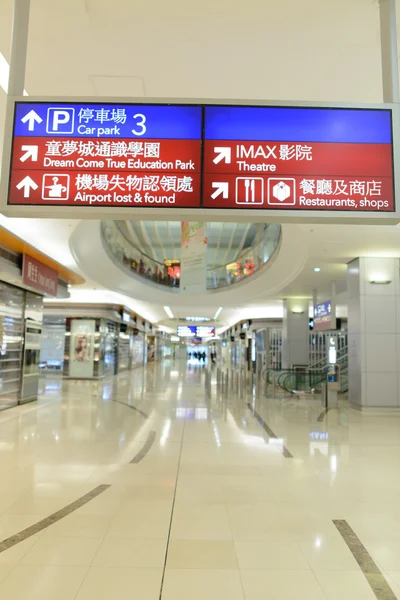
[69,221,307,307]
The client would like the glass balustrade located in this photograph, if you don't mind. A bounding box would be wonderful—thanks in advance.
[101,220,281,290]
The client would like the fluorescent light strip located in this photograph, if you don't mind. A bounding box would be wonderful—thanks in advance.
[214,307,223,319]
[0,52,28,94]
[164,306,174,319]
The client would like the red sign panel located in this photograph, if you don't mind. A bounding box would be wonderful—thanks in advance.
[203,142,394,211]
[10,139,201,208]
[23,254,58,296]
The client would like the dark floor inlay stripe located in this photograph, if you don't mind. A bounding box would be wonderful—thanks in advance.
[130,430,157,463]
[0,484,110,554]
[112,398,149,419]
[317,407,330,422]
[333,520,398,600]
[246,402,293,458]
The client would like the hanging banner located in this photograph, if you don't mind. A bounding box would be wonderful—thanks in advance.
[180,222,207,293]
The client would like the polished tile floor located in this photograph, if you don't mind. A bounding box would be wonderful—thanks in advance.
[0,360,399,599]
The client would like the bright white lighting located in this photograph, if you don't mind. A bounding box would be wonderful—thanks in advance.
[164,306,174,319]
[214,307,223,319]
[314,537,322,549]
[330,455,337,473]
[314,267,321,272]
[160,419,171,446]
[0,52,28,94]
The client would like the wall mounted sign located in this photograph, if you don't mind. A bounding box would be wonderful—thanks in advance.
[22,254,58,296]
[2,99,397,221]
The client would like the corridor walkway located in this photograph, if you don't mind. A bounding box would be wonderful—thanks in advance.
[0,361,399,599]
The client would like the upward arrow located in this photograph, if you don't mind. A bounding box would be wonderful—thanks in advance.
[16,176,38,198]
[21,110,43,131]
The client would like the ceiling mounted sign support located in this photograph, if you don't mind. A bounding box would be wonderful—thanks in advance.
[7,0,30,97]
[379,0,400,104]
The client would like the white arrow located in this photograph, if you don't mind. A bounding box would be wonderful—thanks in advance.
[20,145,38,163]
[21,110,43,131]
[213,147,231,164]
[211,182,229,200]
[16,176,38,198]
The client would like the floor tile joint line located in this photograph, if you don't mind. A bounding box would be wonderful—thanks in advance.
[158,408,187,599]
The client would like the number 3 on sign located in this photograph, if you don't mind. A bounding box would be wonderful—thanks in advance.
[132,113,146,136]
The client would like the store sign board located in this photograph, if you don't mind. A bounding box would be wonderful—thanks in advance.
[22,254,58,296]
[313,301,332,331]
[3,98,397,219]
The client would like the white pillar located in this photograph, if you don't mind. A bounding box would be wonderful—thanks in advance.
[347,257,400,409]
[312,289,318,309]
[8,0,31,96]
[331,280,337,322]
[282,298,309,369]
[379,0,400,103]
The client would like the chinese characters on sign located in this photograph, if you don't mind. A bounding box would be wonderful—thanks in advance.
[22,254,58,296]
[203,106,394,212]
[7,102,395,212]
[313,301,333,331]
[10,104,202,208]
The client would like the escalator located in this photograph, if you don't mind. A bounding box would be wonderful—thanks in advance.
[265,344,349,396]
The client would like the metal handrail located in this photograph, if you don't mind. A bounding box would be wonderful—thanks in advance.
[309,345,348,370]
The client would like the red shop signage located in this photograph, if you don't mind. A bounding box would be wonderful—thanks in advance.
[22,254,58,296]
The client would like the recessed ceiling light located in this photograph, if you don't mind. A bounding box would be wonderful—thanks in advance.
[164,306,174,319]
[214,307,223,319]
[314,268,321,272]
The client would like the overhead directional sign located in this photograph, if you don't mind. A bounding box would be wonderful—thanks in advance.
[8,102,202,208]
[202,105,395,212]
[177,325,215,337]
[314,301,334,331]
[3,99,397,217]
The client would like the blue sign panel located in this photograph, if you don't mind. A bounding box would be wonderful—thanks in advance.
[14,103,202,139]
[314,301,331,318]
[204,106,392,143]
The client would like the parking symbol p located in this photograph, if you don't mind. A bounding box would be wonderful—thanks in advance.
[46,107,75,134]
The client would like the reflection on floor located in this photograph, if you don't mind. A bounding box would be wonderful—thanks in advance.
[0,360,399,599]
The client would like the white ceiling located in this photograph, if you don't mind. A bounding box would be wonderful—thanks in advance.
[1,0,400,325]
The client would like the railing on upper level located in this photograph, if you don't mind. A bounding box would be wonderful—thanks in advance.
[101,220,282,291]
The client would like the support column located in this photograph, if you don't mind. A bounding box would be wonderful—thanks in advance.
[347,257,400,409]
[8,0,31,96]
[331,280,337,323]
[379,0,399,103]
[282,298,309,369]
